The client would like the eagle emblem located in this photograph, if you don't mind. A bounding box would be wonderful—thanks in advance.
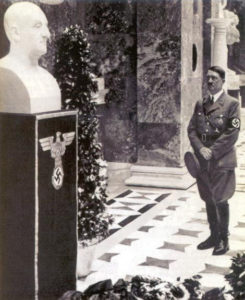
[39,131,75,190]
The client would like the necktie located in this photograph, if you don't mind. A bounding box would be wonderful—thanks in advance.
[209,95,214,105]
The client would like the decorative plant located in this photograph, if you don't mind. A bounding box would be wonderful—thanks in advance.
[54,24,113,246]
[60,275,206,299]
[225,252,245,299]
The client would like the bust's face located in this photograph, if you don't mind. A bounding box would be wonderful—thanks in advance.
[17,7,50,59]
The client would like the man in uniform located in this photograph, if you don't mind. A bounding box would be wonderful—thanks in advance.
[187,66,240,255]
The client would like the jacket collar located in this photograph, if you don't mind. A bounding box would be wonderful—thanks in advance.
[203,91,225,114]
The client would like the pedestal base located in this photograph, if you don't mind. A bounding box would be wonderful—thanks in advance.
[125,165,195,189]
[0,110,77,300]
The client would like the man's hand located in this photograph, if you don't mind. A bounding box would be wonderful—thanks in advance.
[200,147,212,160]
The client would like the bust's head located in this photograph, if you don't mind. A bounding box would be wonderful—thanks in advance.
[4,2,50,60]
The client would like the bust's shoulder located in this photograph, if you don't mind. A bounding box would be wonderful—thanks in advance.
[38,67,59,84]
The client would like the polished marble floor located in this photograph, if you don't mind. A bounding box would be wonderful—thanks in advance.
[77,130,245,293]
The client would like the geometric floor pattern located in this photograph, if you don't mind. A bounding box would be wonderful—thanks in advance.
[106,190,171,236]
[77,131,245,293]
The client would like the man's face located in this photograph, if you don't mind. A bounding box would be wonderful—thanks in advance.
[17,8,50,59]
[207,70,224,95]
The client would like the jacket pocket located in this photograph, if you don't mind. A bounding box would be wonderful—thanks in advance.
[214,147,237,169]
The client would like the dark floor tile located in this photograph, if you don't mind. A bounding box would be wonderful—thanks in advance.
[107,199,116,205]
[115,190,133,198]
[174,228,202,238]
[154,215,168,221]
[119,201,143,206]
[158,241,190,252]
[235,221,245,228]
[166,205,179,211]
[120,238,138,246]
[138,203,156,213]
[178,197,188,201]
[110,206,135,211]
[98,253,119,262]
[139,257,175,269]
[109,228,121,236]
[187,218,208,225]
[155,193,171,202]
[119,215,140,227]
[200,263,230,275]
[138,226,154,232]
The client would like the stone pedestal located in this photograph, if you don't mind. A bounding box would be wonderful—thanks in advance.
[0,110,77,300]
[126,0,202,189]
[125,165,195,189]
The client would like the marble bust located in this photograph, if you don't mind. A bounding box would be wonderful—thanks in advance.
[0,2,61,114]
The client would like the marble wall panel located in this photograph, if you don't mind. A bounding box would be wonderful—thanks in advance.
[137,123,180,167]
[137,0,182,167]
[83,1,137,163]
[137,33,181,124]
[85,0,136,35]
[137,0,181,34]
[88,32,137,162]
[180,0,203,165]
[99,99,137,163]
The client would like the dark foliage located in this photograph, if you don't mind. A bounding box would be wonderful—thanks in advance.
[54,25,113,244]
[225,252,245,299]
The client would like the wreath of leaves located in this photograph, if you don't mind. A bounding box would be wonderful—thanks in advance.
[54,25,113,245]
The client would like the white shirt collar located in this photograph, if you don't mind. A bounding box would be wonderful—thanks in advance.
[212,89,224,103]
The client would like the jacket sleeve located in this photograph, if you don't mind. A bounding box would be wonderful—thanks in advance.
[187,102,204,151]
[210,100,240,160]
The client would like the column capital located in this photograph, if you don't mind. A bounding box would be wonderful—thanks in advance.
[206,18,231,28]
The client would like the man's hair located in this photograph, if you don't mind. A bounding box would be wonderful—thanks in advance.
[208,66,225,80]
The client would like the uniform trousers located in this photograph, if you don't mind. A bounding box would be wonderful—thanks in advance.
[196,164,235,241]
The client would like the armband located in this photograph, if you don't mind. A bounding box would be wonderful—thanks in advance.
[229,117,240,129]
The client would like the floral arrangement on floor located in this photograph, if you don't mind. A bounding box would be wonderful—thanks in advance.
[225,252,245,299]
[59,275,227,300]
[54,24,113,246]
[60,251,245,299]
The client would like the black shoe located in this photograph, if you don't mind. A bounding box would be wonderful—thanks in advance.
[197,236,216,250]
[212,239,229,255]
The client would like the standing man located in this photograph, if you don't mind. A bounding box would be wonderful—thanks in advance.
[187,66,240,255]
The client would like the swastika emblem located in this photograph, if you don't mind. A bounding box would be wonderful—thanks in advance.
[52,166,64,190]
[39,131,75,190]
[231,118,240,129]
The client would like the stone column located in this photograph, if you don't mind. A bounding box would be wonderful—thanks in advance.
[207,1,241,94]
[206,18,230,69]
[125,0,203,189]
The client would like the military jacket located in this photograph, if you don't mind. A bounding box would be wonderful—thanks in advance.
[188,92,240,169]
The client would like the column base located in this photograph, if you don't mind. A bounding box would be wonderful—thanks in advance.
[125,165,196,190]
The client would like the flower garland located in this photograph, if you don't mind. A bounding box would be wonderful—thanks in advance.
[54,25,113,245]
